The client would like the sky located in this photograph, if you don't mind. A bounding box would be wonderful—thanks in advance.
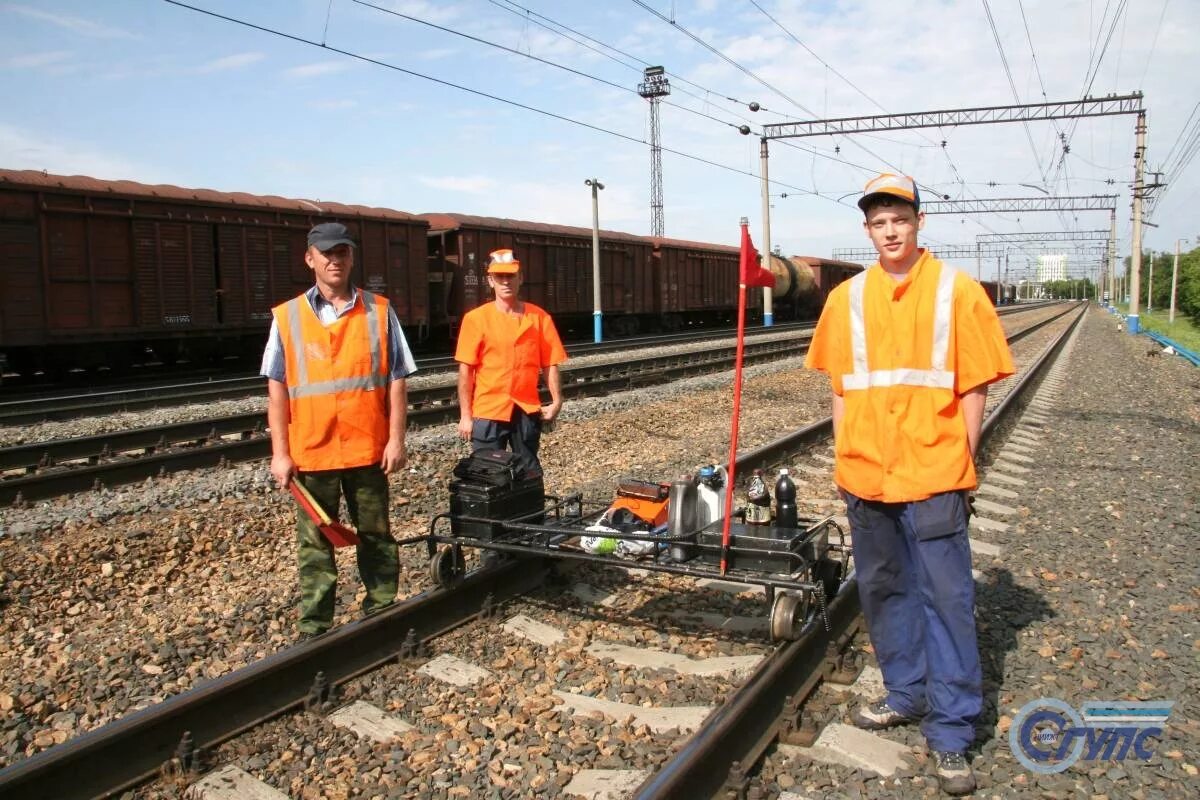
[2,0,1198,285]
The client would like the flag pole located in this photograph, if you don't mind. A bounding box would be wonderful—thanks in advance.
[720,218,752,575]
[719,280,747,575]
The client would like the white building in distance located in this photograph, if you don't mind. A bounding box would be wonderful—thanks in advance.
[1037,254,1068,282]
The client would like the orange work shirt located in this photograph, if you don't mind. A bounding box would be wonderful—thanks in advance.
[274,290,391,471]
[454,301,568,421]
[805,250,1014,502]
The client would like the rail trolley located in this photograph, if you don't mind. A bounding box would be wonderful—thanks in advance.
[416,475,851,643]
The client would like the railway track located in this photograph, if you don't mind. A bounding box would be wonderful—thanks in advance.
[0,334,812,506]
[0,324,821,426]
[0,303,1086,799]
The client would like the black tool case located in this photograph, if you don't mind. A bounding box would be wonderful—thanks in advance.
[694,519,830,574]
[449,476,545,539]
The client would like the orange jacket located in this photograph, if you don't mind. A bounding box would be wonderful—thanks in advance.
[454,302,567,421]
[805,251,1013,502]
[274,290,392,471]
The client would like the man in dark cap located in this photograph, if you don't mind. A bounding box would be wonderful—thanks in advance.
[261,222,417,638]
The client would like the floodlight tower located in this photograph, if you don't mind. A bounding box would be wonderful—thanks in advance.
[638,66,670,237]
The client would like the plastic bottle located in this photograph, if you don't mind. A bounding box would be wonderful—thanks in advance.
[774,468,798,531]
[745,469,771,525]
[695,465,727,528]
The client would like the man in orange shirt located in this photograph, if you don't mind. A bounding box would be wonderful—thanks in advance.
[806,174,1013,796]
[455,249,567,478]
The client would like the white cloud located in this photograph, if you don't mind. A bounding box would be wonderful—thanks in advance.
[417,47,458,61]
[5,51,72,69]
[374,0,462,26]
[310,99,359,111]
[5,4,136,39]
[417,175,498,194]
[196,52,265,74]
[284,61,351,78]
[0,124,157,182]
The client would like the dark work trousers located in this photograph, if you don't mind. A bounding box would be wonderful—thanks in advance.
[845,489,981,753]
[471,405,543,477]
[294,465,398,635]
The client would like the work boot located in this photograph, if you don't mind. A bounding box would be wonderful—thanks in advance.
[931,751,976,796]
[851,699,920,730]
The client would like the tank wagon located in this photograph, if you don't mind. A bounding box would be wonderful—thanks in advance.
[767,255,863,320]
[0,170,429,379]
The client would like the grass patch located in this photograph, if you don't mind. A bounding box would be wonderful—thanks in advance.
[1139,311,1200,355]
[1116,303,1200,354]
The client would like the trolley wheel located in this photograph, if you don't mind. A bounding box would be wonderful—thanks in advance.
[770,590,811,642]
[429,546,465,587]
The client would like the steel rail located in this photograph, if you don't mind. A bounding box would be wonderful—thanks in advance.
[0,558,551,800]
[0,324,818,424]
[0,336,807,505]
[633,303,1088,798]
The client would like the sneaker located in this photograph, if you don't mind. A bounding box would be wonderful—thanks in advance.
[931,750,976,796]
[851,699,920,730]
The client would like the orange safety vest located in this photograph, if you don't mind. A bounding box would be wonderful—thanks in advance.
[806,251,1013,502]
[274,290,391,471]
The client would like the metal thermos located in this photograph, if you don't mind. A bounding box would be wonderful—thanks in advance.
[745,469,771,525]
[775,468,798,530]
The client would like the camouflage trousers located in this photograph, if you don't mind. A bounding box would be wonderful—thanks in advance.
[295,465,398,635]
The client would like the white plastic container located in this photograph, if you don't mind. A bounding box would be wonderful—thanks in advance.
[695,465,728,528]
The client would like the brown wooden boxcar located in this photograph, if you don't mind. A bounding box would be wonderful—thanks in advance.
[422,213,656,338]
[0,170,428,377]
[651,236,754,330]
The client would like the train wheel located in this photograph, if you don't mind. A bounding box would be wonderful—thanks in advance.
[429,545,465,587]
[770,590,811,642]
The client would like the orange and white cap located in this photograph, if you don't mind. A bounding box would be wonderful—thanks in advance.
[487,248,521,274]
[858,173,920,212]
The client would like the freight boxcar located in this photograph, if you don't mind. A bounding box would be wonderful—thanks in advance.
[978,280,1016,305]
[0,170,429,379]
[650,237,750,331]
[422,213,656,339]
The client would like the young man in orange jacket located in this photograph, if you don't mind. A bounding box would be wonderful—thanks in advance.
[806,174,1013,796]
[262,222,417,638]
[455,248,567,479]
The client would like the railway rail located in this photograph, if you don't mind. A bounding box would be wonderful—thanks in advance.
[0,333,808,505]
[0,303,1086,800]
[0,323,820,426]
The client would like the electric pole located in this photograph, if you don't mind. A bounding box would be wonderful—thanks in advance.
[1128,111,1146,333]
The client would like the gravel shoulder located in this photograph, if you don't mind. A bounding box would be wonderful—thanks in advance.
[762,306,1200,798]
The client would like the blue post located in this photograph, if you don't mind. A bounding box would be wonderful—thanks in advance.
[593,311,602,343]
[1126,314,1140,334]
[763,311,774,327]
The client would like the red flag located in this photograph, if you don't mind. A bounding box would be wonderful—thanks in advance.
[739,222,775,289]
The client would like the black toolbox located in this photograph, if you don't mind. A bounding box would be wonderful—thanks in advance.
[694,519,829,574]
[449,476,545,539]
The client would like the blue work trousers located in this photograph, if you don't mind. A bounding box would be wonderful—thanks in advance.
[846,490,981,753]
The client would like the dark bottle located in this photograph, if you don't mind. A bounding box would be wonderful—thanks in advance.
[745,469,771,525]
[775,468,798,530]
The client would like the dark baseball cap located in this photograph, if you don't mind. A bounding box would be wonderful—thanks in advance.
[307,222,356,251]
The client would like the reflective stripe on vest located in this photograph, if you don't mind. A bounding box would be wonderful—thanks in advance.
[283,290,387,400]
[842,263,957,391]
